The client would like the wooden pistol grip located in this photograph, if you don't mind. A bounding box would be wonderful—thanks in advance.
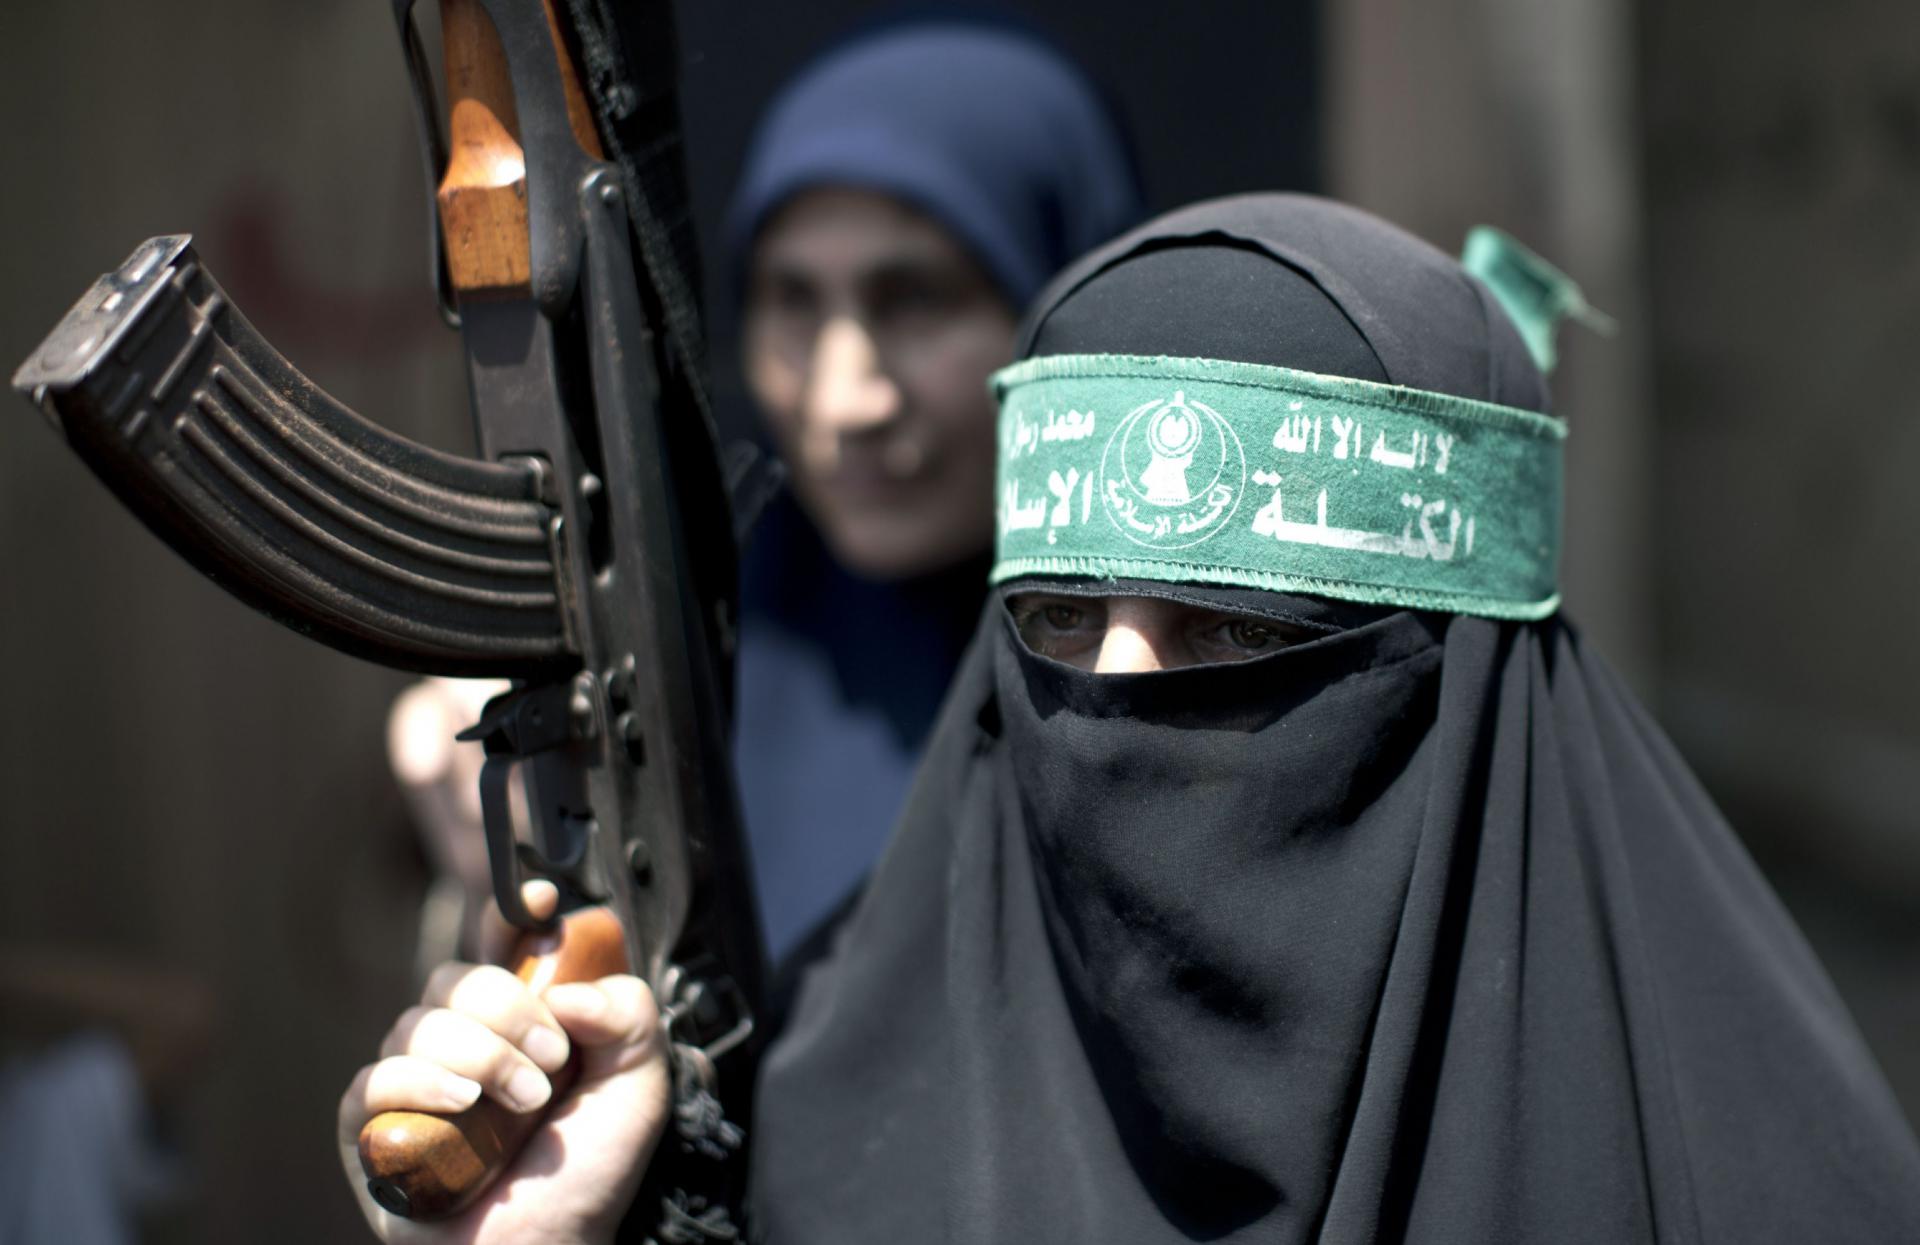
[357,905,629,1220]
[436,0,602,298]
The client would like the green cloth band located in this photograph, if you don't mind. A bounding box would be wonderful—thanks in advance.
[991,354,1565,620]
[1461,225,1614,374]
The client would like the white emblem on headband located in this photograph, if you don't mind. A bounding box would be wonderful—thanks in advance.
[1099,391,1246,549]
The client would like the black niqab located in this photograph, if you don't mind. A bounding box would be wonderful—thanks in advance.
[749,195,1920,1243]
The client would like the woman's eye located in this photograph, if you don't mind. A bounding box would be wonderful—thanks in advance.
[871,287,950,330]
[1226,619,1276,649]
[1009,594,1105,663]
[1042,603,1084,630]
[1202,615,1297,658]
[750,273,817,318]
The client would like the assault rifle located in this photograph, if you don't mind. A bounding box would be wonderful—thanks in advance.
[11,0,766,1235]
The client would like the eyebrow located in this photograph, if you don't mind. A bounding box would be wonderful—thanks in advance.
[865,253,969,280]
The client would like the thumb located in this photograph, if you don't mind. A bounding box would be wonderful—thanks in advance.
[543,974,672,1103]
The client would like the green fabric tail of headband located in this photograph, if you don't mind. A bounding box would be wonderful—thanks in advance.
[1461,225,1615,374]
[991,354,1565,620]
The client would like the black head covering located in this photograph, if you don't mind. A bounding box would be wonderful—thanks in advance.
[1021,192,1547,406]
[748,195,1920,1243]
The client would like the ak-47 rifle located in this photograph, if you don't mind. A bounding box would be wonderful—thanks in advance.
[11,0,767,1235]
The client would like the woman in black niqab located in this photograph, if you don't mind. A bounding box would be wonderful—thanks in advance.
[748,195,1920,1243]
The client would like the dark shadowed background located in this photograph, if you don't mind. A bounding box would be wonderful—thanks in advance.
[0,2,1914,1241]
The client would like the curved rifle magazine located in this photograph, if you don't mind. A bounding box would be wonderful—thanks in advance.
[14,236,578,678]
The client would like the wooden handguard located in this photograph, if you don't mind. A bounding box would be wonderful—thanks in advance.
[359,906,629,1219]
[437,0,601,296]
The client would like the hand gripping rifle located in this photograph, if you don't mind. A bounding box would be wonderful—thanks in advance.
[11,0,767,1236]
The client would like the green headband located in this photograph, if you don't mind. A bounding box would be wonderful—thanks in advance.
[991,354,1565,620]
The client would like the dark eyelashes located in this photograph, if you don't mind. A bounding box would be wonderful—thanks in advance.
[1008,595,1311,663]
[1011,601,1095,632]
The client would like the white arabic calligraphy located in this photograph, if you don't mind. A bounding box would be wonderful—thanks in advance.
[1047,468,1080,527]
[1005,408,1099,463]
[1269,410,1454,476]
[1105,481,1176,540]
[1006,410,1041,461]
[1273,413,1320,455]
[1040,409,1097,443]
[1002,480,1046,531]
[1369,429,1421,470]
[1330,415,1358,460]
[1249,471,1475,561]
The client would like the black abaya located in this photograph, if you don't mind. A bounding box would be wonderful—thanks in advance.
[753,603,1920,1243]
[748,195,1920,1243]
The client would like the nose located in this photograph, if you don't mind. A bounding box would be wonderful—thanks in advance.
[801,316,901,443]
[1093,599,1172,674]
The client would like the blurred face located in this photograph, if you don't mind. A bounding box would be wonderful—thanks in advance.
[1009,593,1319,673]
[743,188,1016,579]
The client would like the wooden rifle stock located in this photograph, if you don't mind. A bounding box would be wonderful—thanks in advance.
[359,907,628,1219]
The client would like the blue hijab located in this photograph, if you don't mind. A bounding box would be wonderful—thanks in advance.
[728,19,1142,308]
[729,19,1142,965]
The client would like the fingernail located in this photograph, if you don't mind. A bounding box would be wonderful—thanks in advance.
[505,1065,550,1112]
[442,1073,483,1109]
[523,1025,569,1069]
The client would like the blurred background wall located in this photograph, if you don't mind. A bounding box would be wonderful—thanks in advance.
[0,1,1913,1241]
[1326,0,1920,1114]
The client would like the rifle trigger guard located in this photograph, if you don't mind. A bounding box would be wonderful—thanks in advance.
[478,753,546,931]
[464,681,600,930]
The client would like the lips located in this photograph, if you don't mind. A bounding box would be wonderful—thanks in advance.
[820,438,931,500]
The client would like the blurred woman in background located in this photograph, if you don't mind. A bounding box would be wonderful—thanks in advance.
[386,17,1142,978]
[723,16,1142,966]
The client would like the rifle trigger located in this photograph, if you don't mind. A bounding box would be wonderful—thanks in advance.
[515,830,606,904]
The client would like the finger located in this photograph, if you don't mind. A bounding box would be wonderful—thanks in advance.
[476,878,562,966]
[538,976,674,1162]
[380,1006,553,1113]
[337,1056,483,1139]
[544,976,664,1077]
[544,975,658,1045]
[335,1057,489,1240]
[337,1066,395,1237]
[420,961,569,1073]
[522,878,559,921]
